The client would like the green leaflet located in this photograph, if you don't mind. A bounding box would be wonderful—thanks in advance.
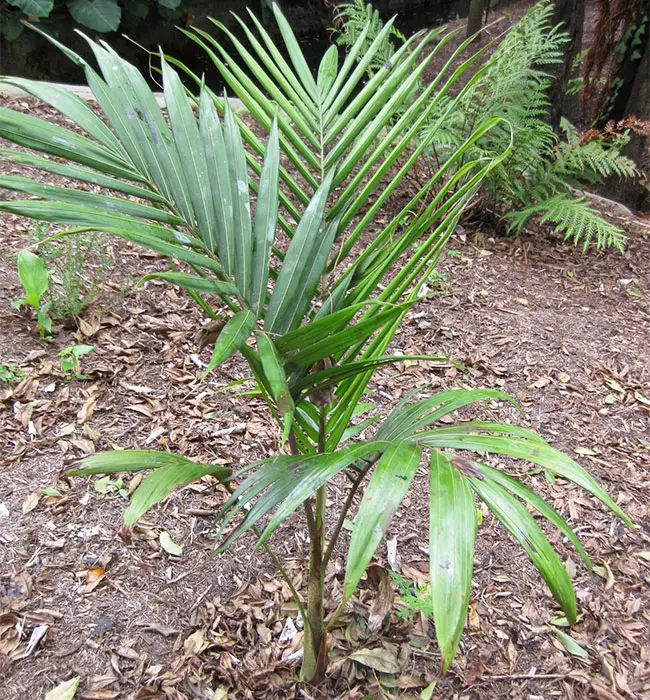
[418,429,632,527]
[469,475,577,624]
[0,150,165,202]
[257,332,294,446]
[223,100,253,299]
[429,451,477,672]
[472,461,592,571]
[138,272,239,297]
[317,45,339,99]
[0,78,126,155]
[250,117,280,316]
[291,355,447,399]
[344,443,421,598]
[0,106,140,180]
[0,175,182,226]
[124,461,230,525]
[69,449,217,475]
[203,310,257,377]
[264,171,335,335]
[376,388,519,443]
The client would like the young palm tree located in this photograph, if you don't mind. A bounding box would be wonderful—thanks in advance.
[0,3,630,685]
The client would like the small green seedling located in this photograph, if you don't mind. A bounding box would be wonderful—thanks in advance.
[94,475,127,498]
[13,250,52,336]
[0,363,24,386]
[56,344,94,379]
[390,571,433,622]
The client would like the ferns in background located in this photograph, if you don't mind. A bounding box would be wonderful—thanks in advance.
[332,0,638,252]
[332,0,407,77]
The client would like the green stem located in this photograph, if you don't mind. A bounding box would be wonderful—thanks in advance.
[321,455,378,571]
[300,406,328,684]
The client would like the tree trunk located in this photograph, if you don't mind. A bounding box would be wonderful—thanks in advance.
[547,0,585,132]
[603,0,650,124]
[610,40,650,211]
[466,0,488,40]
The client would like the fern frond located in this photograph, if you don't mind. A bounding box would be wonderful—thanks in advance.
[507,195,627,252]
[554,138,638,183]
[332,0,406,77]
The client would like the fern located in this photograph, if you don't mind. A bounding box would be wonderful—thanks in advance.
[506,195,627,253]
[331,0,637,253]
[332,0,406,77]
[554,121,638,183]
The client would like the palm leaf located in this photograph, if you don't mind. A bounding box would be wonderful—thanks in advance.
[469,475,577,623]
[429,451,477,672]
[344,443,421,597]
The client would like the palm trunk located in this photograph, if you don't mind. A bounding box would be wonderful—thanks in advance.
[300,407,329,685]
[301,485,327,684]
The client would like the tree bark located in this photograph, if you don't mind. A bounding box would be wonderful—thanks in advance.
[604,0,650,124]
[466,0,488,40]
[547,0,585,132]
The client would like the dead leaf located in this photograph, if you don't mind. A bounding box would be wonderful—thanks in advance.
[160,531,182,556]
[84,568,106,594]
[77,314,101,338]
[22,492,40,514]
[366,564,394,633]
[184,628,208,656]
[23,624,48,658]
[77,395,97,424]
[137,623,179,637]
[349,645,401,674]
[386,536,401,572]
[44,676,81,700]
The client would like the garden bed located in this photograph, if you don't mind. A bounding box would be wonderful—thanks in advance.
[1,83,650,700]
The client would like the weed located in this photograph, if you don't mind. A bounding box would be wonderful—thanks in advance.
[31,223,111,321]
[56,344,94,379]
[13,249,52,336]
[390,571,432,621]
[0,362,24,386]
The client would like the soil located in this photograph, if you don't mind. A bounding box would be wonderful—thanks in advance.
[1,4,650,698]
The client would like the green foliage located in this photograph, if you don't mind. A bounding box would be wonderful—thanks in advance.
[13,249,52,336]
[336,0,637,252]
[0,362,24,386]
[390,571,432,621]
[30,223,111,320]
[0,0,181,41]
[437,1,636,251]
[332,0,407,78]
[0,3,631,683]
[56,343,94,378]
